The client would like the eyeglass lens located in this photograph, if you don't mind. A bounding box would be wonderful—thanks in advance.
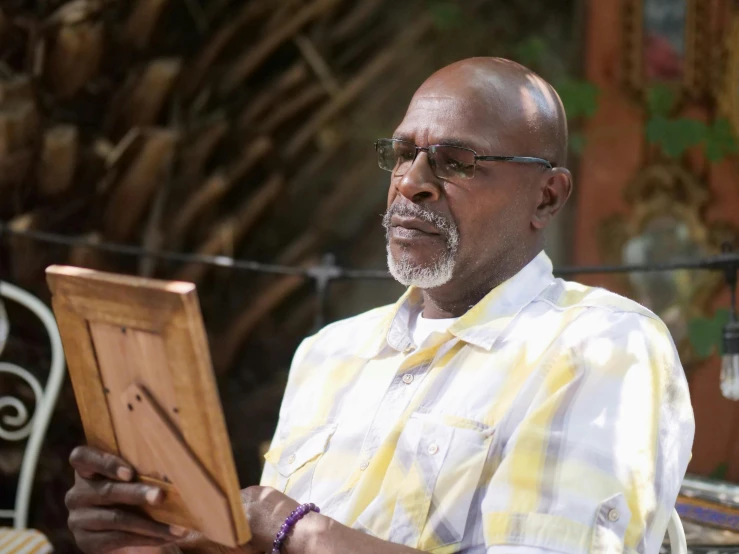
[377,140,476,180]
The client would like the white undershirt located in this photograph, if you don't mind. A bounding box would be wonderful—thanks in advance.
[410,312,459,347]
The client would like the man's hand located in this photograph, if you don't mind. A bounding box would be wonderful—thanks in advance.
[66,446,188,553]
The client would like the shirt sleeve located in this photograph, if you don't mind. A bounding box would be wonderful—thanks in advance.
[481,309,695,554]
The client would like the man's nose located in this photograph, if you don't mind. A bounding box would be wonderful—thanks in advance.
[394,151,442,203]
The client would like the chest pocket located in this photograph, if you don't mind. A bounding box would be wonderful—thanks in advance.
[264,423,337,497]
[356,413,493,553]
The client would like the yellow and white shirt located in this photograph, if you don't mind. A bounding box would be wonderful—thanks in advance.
[261,251,695,554]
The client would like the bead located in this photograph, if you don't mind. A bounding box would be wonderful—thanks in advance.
[272,502,321,554]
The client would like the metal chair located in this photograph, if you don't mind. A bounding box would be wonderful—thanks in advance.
[0,281,66,530]
[667,508,688,554]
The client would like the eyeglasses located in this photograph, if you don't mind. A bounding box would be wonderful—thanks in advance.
[375,138,553,181]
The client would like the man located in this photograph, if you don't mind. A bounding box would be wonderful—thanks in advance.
[65,58,695,554]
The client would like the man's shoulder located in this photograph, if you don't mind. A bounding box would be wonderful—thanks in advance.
[539,277,662,322]
[535,279,683,371]
[296,303,396,362]
[535,277,677,349]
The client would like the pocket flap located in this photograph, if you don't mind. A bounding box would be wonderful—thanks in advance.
[265,423,337,478]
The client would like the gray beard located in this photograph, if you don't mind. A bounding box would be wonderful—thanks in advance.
[382,204,460,289]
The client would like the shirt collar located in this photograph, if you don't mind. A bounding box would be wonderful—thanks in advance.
[357,251,555,358]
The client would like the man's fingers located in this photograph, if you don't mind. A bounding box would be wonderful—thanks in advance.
[76,530,171,551]
[69,507,180,540]
[70,446,134,482]
[66,479,163,509]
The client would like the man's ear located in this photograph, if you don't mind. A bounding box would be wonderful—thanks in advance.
[531,167,573,230]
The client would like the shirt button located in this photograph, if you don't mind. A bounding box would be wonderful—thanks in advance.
[427,443,439,455]
[402,373,414,385]
[287,454,296,464]
[608,509,619,522]
[359,460,369,471]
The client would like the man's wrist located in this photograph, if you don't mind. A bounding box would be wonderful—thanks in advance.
[283,511,328,554]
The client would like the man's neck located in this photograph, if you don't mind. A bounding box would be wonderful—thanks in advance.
[419,248,540,319]
[420,280,502,319]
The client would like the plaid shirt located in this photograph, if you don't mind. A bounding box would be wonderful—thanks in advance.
[261,252,694,554]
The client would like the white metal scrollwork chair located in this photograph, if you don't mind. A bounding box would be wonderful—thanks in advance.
[667,508,688,554]
[0,281,65,552]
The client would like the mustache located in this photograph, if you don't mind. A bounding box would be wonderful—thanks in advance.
[381,203,457,236]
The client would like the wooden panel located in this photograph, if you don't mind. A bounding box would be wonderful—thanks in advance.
[45,265,251,547]
[163,290,252,542]
[89,322,180,479]
[123,383,234,544]
[49,296,118,453]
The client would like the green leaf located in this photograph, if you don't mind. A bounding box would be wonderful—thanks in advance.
[646,117,707,158]
[569,132,586,155]
[688,309,730,359]
[688,317,718,359]
[513,37,548,68]
[427,1,463,29]
[646,85,676,116]
[710,462,729,481]
[704,118,738,163]
[556,79,600,119]
[645,115,669,144]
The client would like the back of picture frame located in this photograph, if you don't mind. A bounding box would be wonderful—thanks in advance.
[46,265,251,548]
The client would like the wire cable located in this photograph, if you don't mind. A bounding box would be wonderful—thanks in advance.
[2,223,738,280]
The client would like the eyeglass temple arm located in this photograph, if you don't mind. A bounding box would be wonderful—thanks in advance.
[476,155,553,169]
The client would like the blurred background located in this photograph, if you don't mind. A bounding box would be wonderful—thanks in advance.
[1,0,739,550]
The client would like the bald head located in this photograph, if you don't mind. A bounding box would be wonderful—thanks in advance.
[413,57,568,166]
[384,57,573,313]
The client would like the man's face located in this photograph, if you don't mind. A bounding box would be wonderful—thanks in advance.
[383,85,541,290]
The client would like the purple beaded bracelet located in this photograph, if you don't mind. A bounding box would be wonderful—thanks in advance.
[271,502,320,554]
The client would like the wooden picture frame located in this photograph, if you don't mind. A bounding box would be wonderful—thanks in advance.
[45,265,251,548]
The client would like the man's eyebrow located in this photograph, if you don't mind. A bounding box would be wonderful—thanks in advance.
[390,135,478,150]
[436,138,476,150]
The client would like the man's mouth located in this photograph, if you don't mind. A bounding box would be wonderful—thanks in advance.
[389,215,442,235]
